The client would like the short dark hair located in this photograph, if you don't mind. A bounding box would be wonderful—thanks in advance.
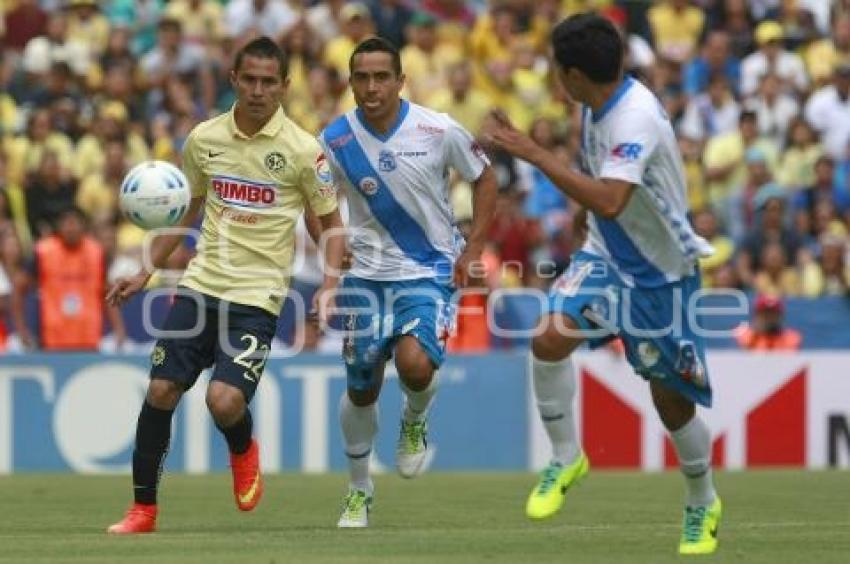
[739,109,758,124]
[233,36,289,79]
[551,13,623,83]
[349,36,402,77]
[55,205,88,225]
[158,17,182,32]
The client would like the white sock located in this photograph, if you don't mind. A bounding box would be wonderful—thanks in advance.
[531,353,580,465]
[670,415,717,507]
[339,393,378,491]
[400,372,438,423]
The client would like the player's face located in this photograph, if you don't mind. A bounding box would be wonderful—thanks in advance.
[556,67,586,105]
[58,214,85,247]
[231,55,289,122]
[349,52,405,122]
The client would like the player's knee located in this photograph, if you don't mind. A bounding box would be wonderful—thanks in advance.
[205,382,246,426]
[395,338,434,390]
[348,386,379,407]
[146,378,183,410]
[650,381,695,431]
[532,318,579,362]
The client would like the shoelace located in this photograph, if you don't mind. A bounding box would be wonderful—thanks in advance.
[342,490,368,516]
[536,463,564,495]
[683,506,708,542]
[399,421,427,454]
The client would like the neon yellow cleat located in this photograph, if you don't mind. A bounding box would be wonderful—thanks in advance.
[679,497,722,555]
[525,452,589,520]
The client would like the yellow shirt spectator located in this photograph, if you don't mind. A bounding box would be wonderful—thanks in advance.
[66,0,111,55]
[286,65,340,135]
[4,132,75,186]
[803,16,850,85]
[470,11,515,66]
[698,235,734,287]
[324,36,356,80]
[753,268,802,297]
[75,132,148,180]
[648,0,705,62]
[164,0,224,45]
[76,172,119,221]
[0,94,17,136]
[428,87,492,136]
[703,132,778,202]
[561,0,612,16]
[323,3,373,80]
[401,44,463,105]
[776,144,822,191]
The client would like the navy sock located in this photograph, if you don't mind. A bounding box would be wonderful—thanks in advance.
[217,409,253,455]
[132,401,174,505]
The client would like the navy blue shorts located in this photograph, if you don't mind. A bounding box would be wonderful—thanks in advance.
[149,288,277,402]
[547,251,712,407]
[336,276,456,391]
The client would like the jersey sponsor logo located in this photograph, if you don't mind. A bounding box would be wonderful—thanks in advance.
[416,123,445,134]
[212,177,276,208]
[208,150,225,158]
[378,149,397,172]
[328,132,354,149]
[315,153,333,184]
[611,143,643,161]
[359,176,379,196]
[221,208,260,224]
[265,152,286,171]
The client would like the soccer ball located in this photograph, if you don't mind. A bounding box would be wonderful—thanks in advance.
[119,160,192,229]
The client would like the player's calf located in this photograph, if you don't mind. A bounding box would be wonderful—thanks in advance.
[395,338,437,479]
[207,383,263,511]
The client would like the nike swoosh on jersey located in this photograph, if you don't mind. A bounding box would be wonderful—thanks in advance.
[238,473,261,505]
[208,151,225,158]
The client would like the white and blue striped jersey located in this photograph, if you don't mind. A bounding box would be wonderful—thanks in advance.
[319,100,489,281]
[580,76,714,287]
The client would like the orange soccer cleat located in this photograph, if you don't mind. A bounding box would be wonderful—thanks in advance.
[230,439,264,512]
[107,503,158,534]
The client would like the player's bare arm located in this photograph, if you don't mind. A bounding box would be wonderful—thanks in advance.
[106,196,205,307]
[481,109,634,219]
[303,203,324,246]
[312,207,346,324]
[454,166,498,288]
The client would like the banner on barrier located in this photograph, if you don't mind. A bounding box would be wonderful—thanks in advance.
[1,352,848,473]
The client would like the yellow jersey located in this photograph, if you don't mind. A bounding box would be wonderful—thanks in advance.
[180,105,338,315]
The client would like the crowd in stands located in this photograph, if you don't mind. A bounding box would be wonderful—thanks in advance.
[1,0,849,351]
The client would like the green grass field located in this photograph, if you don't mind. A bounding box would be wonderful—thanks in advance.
[1,471,849,563]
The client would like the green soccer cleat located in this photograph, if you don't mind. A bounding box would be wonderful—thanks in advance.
[679,497,722,555]
[525,452,590,520]
[396,419,430,479]
[337,487,373,529]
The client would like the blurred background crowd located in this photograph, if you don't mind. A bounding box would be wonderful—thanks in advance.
[1,0,849,352]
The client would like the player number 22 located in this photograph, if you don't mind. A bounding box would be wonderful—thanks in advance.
[234,334,270,383]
